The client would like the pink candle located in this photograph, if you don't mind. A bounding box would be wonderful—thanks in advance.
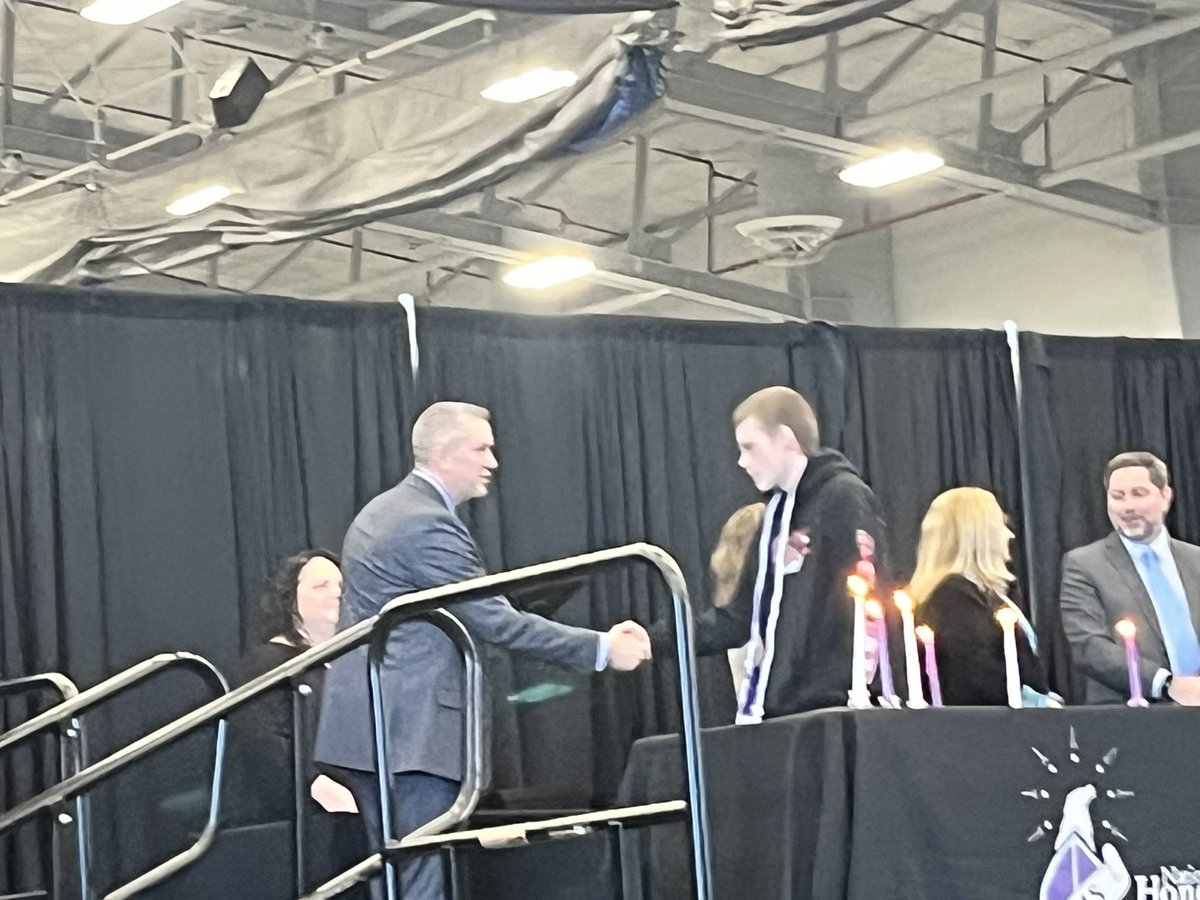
[915,625,942,707]
[1115,618,1148,708]
[866,599,898,706]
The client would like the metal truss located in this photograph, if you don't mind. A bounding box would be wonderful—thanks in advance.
[665,46,1161,232]
[0,0,498,200]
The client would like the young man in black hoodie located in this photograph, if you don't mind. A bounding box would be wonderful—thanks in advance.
[690,385,888,722]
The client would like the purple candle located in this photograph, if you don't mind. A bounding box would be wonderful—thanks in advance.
[866,600,898,706]
[1115,618,1149,707]
[915,625,943,707]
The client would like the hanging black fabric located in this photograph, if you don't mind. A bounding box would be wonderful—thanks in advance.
[837,327,1025,588]
[1021,332,1200,702]
[414,309,1023,806]
[0,284,415,895]
[1,284,1032,892]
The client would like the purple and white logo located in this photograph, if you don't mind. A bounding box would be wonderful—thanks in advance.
[1027,727,1198,900]
[1039,784,1130,900]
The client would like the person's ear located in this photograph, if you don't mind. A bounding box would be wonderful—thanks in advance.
[777,425,801,452]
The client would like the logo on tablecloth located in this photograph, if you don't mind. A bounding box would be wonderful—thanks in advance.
[1038,784,1130,900]
[1029,727,1198,900]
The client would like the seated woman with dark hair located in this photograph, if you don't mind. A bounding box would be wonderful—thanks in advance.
[910,488,1057,707]
[232,550,356,824]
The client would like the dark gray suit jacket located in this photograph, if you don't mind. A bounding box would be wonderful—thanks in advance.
[1060,531,1200,703]
[312,474,601,781]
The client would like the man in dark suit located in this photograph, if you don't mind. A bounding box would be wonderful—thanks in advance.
[1060,451,1200,705]
[313,401,652,899]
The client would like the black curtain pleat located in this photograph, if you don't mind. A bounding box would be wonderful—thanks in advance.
[11,280,1198,895]
[838,327,1024,589]
[0,285,414,894]
[1021,333,1200,702]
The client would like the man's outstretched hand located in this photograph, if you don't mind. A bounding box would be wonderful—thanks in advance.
[608,620,653,671]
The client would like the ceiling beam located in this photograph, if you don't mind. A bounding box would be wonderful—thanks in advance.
[846,11,1200,138]
[377,211,805,321]
[1039,127,1200,188]
[1,99,200,168]
[664,53,1161,232]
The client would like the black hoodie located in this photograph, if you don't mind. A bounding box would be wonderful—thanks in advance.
[676,449,889,719]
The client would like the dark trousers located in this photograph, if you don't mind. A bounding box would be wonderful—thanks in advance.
[333,768,459,900]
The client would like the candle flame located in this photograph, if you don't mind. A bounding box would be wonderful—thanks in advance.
[893,590,913,613]
[846,574,869,599]
[915,624,934,643]
[865,598,883,620]
[1115,618,1137,639]
[995,607,1019,629]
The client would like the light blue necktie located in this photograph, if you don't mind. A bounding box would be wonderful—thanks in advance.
[1139,546,1200,676]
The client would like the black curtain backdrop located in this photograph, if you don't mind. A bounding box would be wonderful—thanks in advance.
[0,284,415,894]
[838,327,1024,587]
[414,309,1023,807]
[1021,333,1200,702]
[6,281,1186,896]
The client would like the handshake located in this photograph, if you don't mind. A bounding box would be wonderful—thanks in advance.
[606,620,653,671]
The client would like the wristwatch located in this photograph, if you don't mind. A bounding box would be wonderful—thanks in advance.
[1163,674,1174,698]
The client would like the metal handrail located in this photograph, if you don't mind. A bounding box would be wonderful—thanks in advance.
[0,672,88,900]
[0,653,222,755]
[0,653,230,900]
[311,542,712,900]
[368,609,483,899]
[0,543,711,900]
[0,672,80,705]
[304,801,689,900]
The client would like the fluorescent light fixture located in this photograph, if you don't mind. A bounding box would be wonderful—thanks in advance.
[81,0,184,25]
[838,149,944,188]
[165,184,232,217]
[502,255,595,290]
[481,68,578,104]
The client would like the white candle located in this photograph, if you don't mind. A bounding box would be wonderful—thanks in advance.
[915,625,942,707]
[995,607,1023,709]
[893,591,926,708]
[847,576,871,709]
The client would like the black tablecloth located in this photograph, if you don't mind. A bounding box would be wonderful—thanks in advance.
[618,706,1200,899]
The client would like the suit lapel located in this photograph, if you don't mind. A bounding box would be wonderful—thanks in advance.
[1102,532,1167,650]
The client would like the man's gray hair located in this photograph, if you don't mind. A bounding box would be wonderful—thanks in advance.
[411,401,490,466]
[1104,451,1170,490]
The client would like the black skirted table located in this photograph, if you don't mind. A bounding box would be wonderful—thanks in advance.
[617,706,1200,900]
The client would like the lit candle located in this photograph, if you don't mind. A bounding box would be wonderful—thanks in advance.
[1115,618,1148,708]
[866,599,899,708]
[995,607,1022,709]
[915,625,942,707]
[893,591,927,708]
[846,576,871,709]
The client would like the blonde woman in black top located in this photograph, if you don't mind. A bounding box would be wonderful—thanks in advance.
[910,488,1055,706]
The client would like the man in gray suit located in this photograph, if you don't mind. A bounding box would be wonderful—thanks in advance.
[313,401,652,899]
[1060,451,1200,706]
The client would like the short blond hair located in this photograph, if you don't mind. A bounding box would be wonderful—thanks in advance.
[710,503,766,607]
[907,487,1014,605]
[732,386,819,454]
[411,401,490,466]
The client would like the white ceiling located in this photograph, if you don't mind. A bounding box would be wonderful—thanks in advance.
[0,0,1196,322]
